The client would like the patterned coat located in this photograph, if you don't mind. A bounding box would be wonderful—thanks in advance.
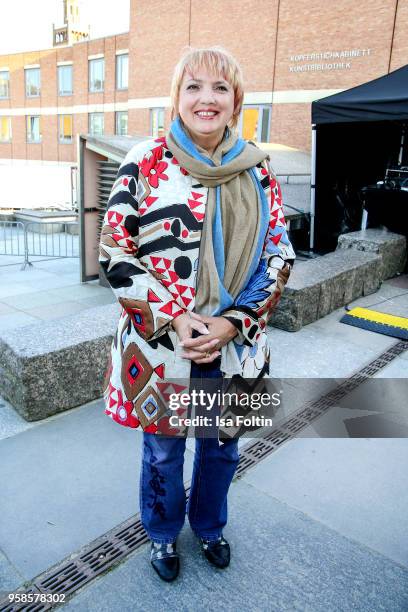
[99,136,296,434]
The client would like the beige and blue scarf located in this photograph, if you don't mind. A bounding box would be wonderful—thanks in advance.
[166,117,270,375]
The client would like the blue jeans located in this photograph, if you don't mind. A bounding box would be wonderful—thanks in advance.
[139,359,240,544]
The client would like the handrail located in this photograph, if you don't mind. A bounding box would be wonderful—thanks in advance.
[0,220,79,270]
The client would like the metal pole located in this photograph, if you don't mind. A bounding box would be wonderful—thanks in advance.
[22,223,33,270]
[71,166,74,210]
[310,124,317,251]
[398,124,405,165]
[10,222,13,255]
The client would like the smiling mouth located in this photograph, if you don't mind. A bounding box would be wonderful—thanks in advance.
[195,111,219,118]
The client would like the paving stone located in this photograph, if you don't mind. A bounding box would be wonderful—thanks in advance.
[0,548,23,594]
[0,303,16,316]
[23,301,89,321]
[1,290,71,310]
[0,399,193,580]
[266,324,385,378]
[0,396,36,441]
[62,480,408,612]
[242,439,408,569]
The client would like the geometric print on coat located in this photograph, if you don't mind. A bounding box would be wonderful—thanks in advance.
[137,183,158,218]
[187,188,205,222]
[156,411,187,436]
[138,147,167,215]
[263,261,291,321]
[119,313,132,355]
[105,209,138,256]
[121,342,153,400]
[100,226,118,251]
[138,202,202,248]
[134,385,167,429]
[156,381,189,404]
[105,381,140,428]
[235,257,274,312]
[241,331,270,377]
[233,334,271,382]
[265,173,291,256]
[154,317,173,342]
[107,162,140,214]
[147,255,196,309]
[118,297,154,340]
[221,307,259,347]
[99,138,296,433]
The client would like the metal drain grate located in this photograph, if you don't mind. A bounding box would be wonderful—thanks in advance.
[236,339,408,471]
[1,340,406,611]
[0,587,45,612]
[0,518,150,612]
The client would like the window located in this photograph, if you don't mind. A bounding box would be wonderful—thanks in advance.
[115,111,128,135]
[89,113,104,136]
[59,114,73,143]
[25,68,40,97]
[0,117,11,142]
[89,58,104,92]
[55,30,68,45]
[116,54,128,90]
[0,70,10,98]
[26,116,41,143]
[239,105,271,142]
[58,65,73,95]
[150,108,165,138]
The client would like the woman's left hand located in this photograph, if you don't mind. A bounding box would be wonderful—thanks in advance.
[180,312,238,364]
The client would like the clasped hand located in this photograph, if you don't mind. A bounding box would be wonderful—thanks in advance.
[171,311,238,364]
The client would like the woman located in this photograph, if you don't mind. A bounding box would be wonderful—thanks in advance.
[99,46,295,582]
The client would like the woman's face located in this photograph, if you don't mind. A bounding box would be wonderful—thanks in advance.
[178,68,235,147]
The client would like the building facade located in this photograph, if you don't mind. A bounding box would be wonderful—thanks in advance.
[0,0,407,163]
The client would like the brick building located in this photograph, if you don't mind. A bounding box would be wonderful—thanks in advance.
[0,0,407,163]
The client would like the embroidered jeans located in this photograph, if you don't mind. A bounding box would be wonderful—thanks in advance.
[139,359,240,544]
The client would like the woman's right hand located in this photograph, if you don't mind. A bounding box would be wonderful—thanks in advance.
[171,313,221,363]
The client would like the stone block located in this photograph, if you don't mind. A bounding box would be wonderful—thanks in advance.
[336,228,407,280]
[269,249,382,331]
[0,303,119,421]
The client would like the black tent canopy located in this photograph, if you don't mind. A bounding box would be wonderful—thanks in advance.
[309,64,408,252]
[312,64,408,125]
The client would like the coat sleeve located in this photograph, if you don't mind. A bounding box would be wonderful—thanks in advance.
[98,147,187,342]
[220,162,296,346]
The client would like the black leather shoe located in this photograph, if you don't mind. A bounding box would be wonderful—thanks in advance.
[200,535,230,568]
[150,541,180,582]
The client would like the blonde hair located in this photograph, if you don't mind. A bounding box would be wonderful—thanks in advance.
[170,46,244,129]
